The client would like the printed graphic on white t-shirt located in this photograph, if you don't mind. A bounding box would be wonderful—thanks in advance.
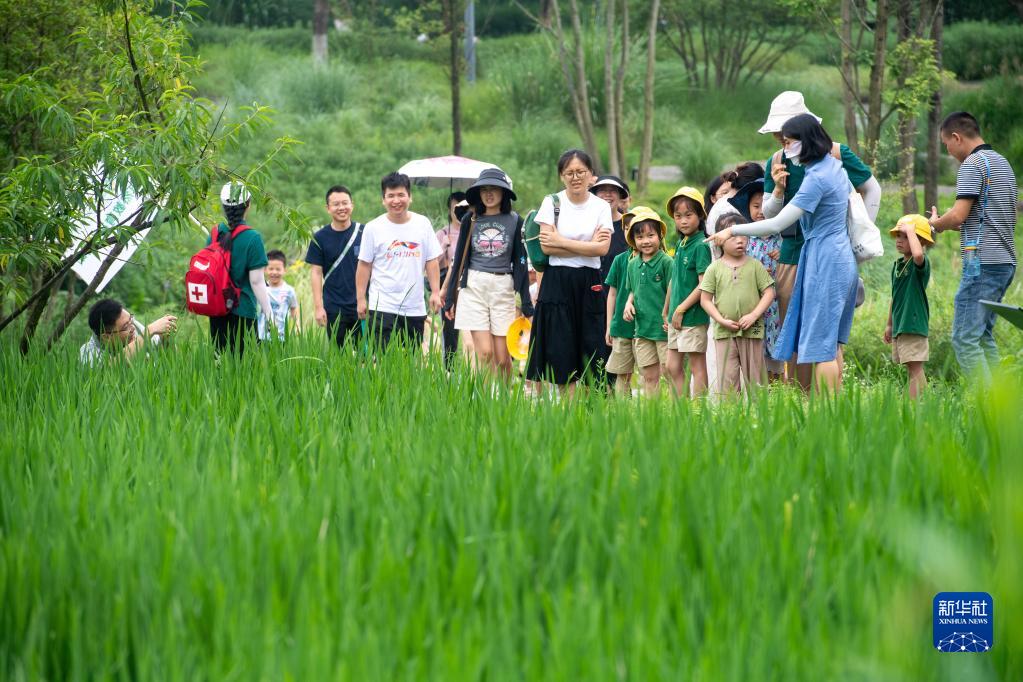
[358,212,442,316]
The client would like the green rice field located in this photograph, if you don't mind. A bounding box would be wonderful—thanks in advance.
[1,338,1021,680]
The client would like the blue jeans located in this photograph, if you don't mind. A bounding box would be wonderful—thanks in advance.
[951,263,1016,378]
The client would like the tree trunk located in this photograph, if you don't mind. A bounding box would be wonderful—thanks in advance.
[604,0,620,176]
[567,0,601,169]
[450,1,462,155]
[46,241,127,351]
[839,0,860,153]
[613,0,628,178]
[312,0,329,66]
[637,0,660,196]
[864,0,890,166]
[19,276,54,355]
[895,0,918,214]
[924,0,943,211]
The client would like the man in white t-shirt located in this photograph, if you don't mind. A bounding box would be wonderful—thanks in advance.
[356,172,443,351]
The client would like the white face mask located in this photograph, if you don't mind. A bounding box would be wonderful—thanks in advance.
[785,140,803,166]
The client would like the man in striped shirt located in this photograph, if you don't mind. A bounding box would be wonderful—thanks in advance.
[930,111,1018,379]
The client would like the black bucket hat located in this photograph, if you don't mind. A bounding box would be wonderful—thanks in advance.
[466,168,516,204]
[726,178,765,222]
[589,175,631,199]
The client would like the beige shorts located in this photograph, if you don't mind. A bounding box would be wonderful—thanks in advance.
[667,324,709,353]
[454,270,516,336]
[892,334,929,363]
[775,263,797,325]
[715,336,765,394]
[633,338,667,368]
[607,336,636,374]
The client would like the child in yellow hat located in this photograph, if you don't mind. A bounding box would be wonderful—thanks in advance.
[884,214,934,399]
[621,206,672,396]
[663,186,712,398]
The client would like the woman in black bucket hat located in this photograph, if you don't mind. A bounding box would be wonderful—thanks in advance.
[442,168,534,379]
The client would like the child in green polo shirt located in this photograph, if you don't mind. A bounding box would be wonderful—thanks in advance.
[622,207,672,397]
[884,214,933,399]
[699,216,776,396]
[663,187,712,398]
[605,244,636,397]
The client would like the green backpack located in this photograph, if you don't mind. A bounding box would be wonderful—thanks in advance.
[522,193,560,273]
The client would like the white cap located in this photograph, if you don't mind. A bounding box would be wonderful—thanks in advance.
[758,91,822,134]
[220,181,251,207]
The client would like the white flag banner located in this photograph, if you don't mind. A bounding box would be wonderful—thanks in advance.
[66,176,154,293]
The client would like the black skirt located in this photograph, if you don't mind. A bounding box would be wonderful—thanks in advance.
[526,265,608,384]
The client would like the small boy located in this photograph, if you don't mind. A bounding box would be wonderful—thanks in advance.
[884,214,933,399]
[259,250,300,341]
[622,207,672,397]
[605,231,636,396]
[699,222,776,395]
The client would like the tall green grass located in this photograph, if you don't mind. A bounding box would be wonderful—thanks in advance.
[1,338,1020,680]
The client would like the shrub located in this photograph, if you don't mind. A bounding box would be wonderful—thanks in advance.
[943,22,1023,80]
[278,62,352,115]
[944,76,1023,173]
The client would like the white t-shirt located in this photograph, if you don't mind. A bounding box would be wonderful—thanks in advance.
[358,211,442,316]
[535,190,612,269]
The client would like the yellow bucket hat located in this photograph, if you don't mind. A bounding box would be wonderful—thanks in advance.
[505,316,532,361]
[665,186,706,217]
[622,205,667,250]
[889,214,934,244]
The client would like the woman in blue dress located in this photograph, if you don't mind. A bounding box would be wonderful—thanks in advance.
[708,114,858,393]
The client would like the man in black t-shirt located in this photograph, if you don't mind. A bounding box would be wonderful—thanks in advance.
[307,185,364,348]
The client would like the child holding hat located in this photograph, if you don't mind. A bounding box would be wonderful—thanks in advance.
[663,187,712,398]
[884,214,934,399]
[622,207,672,396]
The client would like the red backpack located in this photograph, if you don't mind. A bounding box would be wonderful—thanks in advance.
[185,223,250,317]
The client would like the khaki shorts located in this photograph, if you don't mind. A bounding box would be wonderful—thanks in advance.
[667,324,709,353]
[454,270,516,336]
[633,338,667,368]
[775,263,797,325]
[607,336,636,374]
[892,333,929,363]
[715,336,765,394]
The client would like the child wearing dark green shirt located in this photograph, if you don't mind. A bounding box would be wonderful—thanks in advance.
[663,187,711,398]
[622,207,672,397]
[884,214,933,399]
[605,248,636,396]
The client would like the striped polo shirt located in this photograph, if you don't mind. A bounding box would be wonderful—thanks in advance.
[956,144,1017,266]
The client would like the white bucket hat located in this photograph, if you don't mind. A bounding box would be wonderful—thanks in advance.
[758,91,822,134]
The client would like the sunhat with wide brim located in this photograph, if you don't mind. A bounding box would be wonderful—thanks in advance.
[665,186,706,218]
[889,213,935,244]
[622,205,667,250]
[758,91,822,134]
[589,175,631,199]
[726,179,765,222]
[506,316,532,360]
[466,168,516,204]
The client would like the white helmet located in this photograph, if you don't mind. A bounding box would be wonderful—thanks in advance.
[220,181,251,207]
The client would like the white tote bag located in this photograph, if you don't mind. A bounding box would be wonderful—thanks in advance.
[847,188,883,263]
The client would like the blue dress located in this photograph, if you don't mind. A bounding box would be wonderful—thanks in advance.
[771,155,858,364]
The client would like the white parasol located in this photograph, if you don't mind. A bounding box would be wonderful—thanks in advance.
[397,155,499,189]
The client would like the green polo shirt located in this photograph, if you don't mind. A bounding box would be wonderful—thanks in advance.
[604,250,635,339]
[626,250,671,341]
[699,258,775,340]
[669,234,712,327]
[207,224,268,319]
[764,144,872,264]
[890,255,930,337]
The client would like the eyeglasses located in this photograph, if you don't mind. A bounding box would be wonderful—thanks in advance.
[561,170,590,179]
[108,314,135,336]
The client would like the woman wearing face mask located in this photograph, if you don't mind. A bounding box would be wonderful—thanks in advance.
[758,91,881,389]
[708,114,857,395]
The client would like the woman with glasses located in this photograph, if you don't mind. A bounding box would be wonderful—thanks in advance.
[526,149,613,392]
[80,298,177,366]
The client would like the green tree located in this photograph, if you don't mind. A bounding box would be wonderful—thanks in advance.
[0,0,304,349]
